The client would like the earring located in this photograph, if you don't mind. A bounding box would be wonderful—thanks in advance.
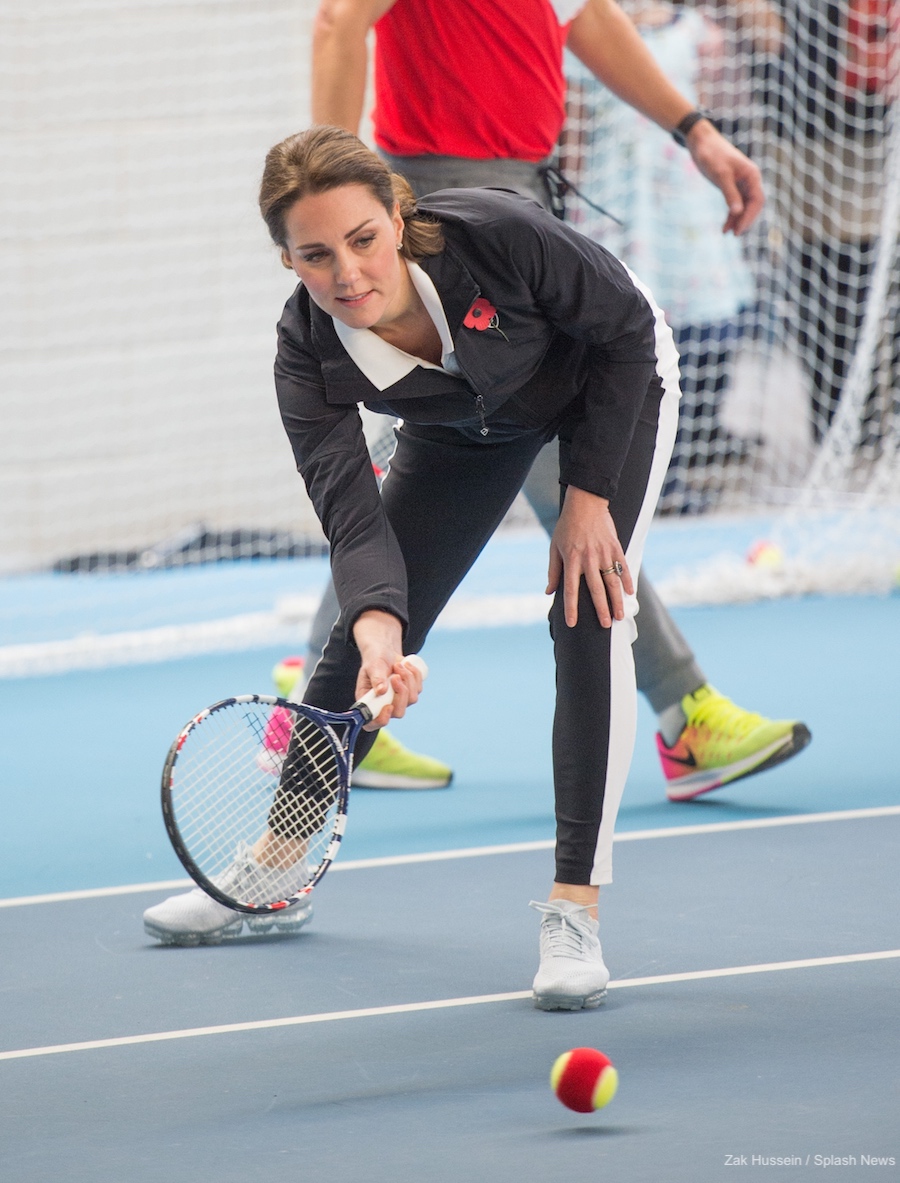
[396,241,402,251]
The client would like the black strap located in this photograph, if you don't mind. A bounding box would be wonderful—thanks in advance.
[539,164,623,226]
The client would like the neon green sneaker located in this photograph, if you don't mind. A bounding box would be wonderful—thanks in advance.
[272,655,306,699]
[271,655,453,791]
[658,684,811,801]
[352,727,453,790]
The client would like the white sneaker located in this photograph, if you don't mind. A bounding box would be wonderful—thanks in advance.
[144,843,312,946]
[530,899,610,1011]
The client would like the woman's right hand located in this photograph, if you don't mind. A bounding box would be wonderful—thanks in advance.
[351,609,424,728]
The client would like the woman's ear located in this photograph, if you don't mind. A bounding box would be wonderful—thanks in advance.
[392,200,405,244]
[281,248,294,271]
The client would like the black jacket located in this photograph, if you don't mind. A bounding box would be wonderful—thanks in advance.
[274,189,664,638]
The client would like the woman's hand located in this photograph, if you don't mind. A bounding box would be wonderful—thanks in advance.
[546,486,634,628]
[351,609,424,729]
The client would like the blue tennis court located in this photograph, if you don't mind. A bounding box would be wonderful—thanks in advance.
[1,528,898,1181]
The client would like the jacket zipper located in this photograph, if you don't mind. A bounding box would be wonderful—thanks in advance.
[475,395,489,436]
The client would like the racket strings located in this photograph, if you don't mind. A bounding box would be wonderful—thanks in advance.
[168,702,344,900]
[269,716,343,842]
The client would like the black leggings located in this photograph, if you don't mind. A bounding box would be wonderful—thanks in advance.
[304,382,673,885]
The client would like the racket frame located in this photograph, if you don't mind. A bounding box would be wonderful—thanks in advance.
[160,655,426,914]
[161,694,369,915]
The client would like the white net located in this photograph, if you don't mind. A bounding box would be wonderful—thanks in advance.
[0,0,321,573]
[2,1,898,603]
[562,0,900,601]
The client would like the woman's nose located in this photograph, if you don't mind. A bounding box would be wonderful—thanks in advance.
[334,250,360,286]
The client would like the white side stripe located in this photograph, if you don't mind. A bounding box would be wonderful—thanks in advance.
[2,950,898,1063]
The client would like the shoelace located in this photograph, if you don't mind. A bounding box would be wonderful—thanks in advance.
[531,902,595,958]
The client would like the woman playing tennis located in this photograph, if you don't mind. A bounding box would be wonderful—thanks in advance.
[264,125,679,1010]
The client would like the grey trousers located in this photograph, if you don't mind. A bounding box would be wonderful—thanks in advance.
[301,153,706,715]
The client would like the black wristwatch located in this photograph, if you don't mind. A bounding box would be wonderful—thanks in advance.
[671,109,719,147]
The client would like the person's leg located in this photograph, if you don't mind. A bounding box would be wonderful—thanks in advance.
[659,320,755,515]
[522,437,705,711]
[521,407,811,800]
[533,357,680,1011]
[303,423,550,759]
[145,424,548,947]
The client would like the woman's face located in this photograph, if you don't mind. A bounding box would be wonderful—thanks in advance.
[282,184,408,330]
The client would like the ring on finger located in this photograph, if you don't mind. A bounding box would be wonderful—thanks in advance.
[600,561,624,577]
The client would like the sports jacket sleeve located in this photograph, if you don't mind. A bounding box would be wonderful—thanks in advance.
[274,293,409,642]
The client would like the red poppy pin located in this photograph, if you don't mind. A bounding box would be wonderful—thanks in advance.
[463,297,508,340]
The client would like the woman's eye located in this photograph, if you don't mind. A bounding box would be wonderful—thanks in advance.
[301,251,327,264]
[355,235,376,249]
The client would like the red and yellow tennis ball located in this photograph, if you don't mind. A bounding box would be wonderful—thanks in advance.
[746,540,784,569]
[551,1047,618,1113]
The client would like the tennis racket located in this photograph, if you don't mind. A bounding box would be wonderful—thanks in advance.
[161,655,427,915]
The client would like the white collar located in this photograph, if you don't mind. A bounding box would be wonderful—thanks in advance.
[331,261,456,392]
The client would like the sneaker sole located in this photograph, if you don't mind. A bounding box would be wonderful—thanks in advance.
[143,916,244,946]
[350,770,453,790]
[666,724,812,801]
[532,988,608,1012]
[245,908,313,935]
[144,908,312,946]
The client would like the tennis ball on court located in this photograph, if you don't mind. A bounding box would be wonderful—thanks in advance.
[550,1047,618,1113]
[271,655,304,698]
[746,540,784,569]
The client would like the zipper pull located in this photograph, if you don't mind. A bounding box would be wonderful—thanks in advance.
[475,395,489,436]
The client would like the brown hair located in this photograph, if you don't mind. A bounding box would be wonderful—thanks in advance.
[259,125,444,262]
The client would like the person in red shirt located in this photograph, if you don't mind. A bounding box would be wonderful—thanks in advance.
[304,0,809,798]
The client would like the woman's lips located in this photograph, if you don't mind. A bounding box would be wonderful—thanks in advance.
[337,290,374,307]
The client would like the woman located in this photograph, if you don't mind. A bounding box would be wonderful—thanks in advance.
[264,125,679,1010]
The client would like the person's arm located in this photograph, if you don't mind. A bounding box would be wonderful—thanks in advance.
[351,609,422,726]
[566,0,764,234]
[311,0,397,132]
[274,295,409,646]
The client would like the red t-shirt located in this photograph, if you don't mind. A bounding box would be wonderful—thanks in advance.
[372,0,584,162]
[841,0,900,96]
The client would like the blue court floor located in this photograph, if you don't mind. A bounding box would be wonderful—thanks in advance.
[0,591,898,897]
[0,556,898,1181]
[2,814,898,1182]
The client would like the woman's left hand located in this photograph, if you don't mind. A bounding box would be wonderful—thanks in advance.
[546,486,634,628]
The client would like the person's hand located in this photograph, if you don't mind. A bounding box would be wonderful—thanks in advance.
[685,120,765,235]
[351,609,424,729]
[546,487,634,628]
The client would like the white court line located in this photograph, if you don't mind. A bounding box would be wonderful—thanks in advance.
[2,949,898,1063]
[2,804,899,909]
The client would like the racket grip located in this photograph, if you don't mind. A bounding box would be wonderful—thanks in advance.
[354,654,428,722]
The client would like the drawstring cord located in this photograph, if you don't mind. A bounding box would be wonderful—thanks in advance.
[540,164,624,226]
